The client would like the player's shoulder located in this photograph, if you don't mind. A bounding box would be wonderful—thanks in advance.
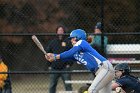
[116,76,127,82]
[74,40,88,46]
[119,75,128,80]
[118,75,136,83]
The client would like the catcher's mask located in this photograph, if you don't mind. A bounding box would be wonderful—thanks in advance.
[114,63,131,75]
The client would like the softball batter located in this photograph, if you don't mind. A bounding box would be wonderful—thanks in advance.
[45,29,115,93]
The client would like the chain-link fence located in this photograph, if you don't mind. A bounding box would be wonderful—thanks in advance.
[0,0,140,93]
[0,0,140,33]
[0,34,140,93]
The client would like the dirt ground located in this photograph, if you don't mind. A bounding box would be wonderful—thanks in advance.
[11,72,139,93]
[11,73,91,93]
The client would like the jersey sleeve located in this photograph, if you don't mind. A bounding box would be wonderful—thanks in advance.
[60,40,83,60]
[60,46,81,59]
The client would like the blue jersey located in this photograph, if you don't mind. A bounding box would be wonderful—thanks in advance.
[60,40,107,72]
[116,75,140,93]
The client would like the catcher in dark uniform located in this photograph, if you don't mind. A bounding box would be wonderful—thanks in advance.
[112,63,140,93]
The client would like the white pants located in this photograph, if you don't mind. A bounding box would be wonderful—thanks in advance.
[88,61,115,93]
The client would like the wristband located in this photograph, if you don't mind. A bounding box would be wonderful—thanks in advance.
[54,54,57,61]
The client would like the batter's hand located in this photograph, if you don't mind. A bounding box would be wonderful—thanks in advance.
[45,53,55,62]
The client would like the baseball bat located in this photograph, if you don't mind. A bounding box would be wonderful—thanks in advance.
[32,35,47,55]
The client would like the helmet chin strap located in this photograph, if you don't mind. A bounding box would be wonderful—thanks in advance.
[76,39,79,41]
[76,37,83,41]
[75,37,79,41]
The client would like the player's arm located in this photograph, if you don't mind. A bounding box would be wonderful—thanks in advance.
[112,82,120,90]
[45,40,89,62]
[59,40,88,60]
[46,40,84,62]
[60,46,81,59]
[112,82,125,93]
[45,46,81,62]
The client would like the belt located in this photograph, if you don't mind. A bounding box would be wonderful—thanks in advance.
[99,62,103,66]
[94,62,103,73]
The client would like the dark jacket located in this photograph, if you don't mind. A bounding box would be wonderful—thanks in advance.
[45,36,73,70]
